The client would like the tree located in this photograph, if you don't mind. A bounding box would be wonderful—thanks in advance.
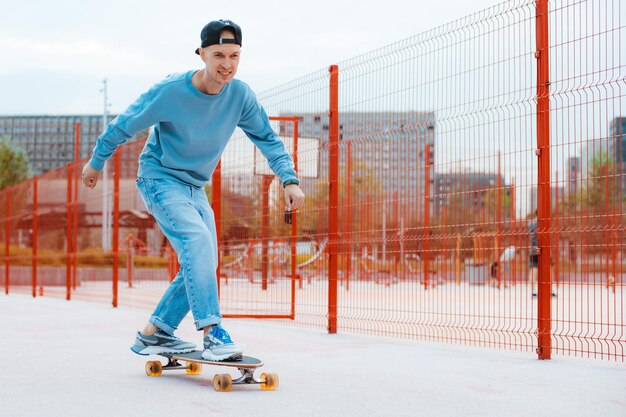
[483,185,512,224]
[563,151,623,213]
[0,136,31,191]
[582,152,621,211]
[562,151,625,256]
[0,136,32,247]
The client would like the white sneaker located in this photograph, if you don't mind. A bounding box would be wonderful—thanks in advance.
[201,325,243,361]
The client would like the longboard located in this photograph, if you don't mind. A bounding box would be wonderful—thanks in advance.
[144,350,278,392]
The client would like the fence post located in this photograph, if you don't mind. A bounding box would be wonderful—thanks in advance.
[261,175,272,291]
[127,240,134,288]
[536,0,552,360]
[73,122,80,290]
[4,187,10,295]
[291,117,299,319]
[212,160,222,297]
[32,177,38,298]
[346,140,352,289]
[328,64,339,334]
[423,144,431,289]
[112,149,120,308]
[66,163,72,301]
[497,151,502,288]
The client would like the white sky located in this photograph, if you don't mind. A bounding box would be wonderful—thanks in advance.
[0,0,503,115]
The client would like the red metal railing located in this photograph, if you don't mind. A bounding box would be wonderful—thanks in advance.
[536,0,552,359]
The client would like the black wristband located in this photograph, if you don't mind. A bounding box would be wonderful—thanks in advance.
[283,179,299,188]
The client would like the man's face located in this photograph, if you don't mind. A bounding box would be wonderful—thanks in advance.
[199,30,240,90]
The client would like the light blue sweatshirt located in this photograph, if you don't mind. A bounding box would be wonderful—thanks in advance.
[89,70,299,188]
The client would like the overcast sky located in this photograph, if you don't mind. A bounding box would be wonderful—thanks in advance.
[0,0,503,115]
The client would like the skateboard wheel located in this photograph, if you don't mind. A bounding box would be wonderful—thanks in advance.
[186,362,202,375]
[213,373,232,392]
[145,360,163,377]
[260,373,279,390]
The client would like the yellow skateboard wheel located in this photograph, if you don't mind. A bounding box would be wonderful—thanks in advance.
[186,362,202,375]
[213,373,232,392]
[260,373,279,390]
[145,360,162,377]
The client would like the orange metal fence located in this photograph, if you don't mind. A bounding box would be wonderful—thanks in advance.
[1,0,624,361]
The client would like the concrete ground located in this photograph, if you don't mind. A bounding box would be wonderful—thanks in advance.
[1,294,624,417]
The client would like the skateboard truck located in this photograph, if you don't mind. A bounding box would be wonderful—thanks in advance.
[162,357,185,370]
[232,368,260,384]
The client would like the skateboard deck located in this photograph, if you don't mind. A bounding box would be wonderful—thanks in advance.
[144,350,278,392]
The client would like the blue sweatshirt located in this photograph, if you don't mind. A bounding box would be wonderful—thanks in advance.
[89,70,299,188]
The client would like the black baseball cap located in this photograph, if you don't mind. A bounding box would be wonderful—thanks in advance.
[195,19,242,55]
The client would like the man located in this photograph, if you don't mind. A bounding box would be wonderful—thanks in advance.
[82,19,305,361]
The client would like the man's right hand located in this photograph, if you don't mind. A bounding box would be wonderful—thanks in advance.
[81,163,101,189]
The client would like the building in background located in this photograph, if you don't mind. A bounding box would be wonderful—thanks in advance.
[0,115,116,175]
[280,111,436,221]
[610,117,626,192]
[433,172,513,221]
[567,156,581,196]
[289,111,435,185]
[226,175,257,196]
[279,112,519,223]
[580,116,626,196]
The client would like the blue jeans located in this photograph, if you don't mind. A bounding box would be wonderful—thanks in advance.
[136,177,221,334]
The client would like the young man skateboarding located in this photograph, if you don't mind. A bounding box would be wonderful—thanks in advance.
[82,19,305,361]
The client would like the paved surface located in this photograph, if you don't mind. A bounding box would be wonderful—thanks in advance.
[1,294,624,417]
